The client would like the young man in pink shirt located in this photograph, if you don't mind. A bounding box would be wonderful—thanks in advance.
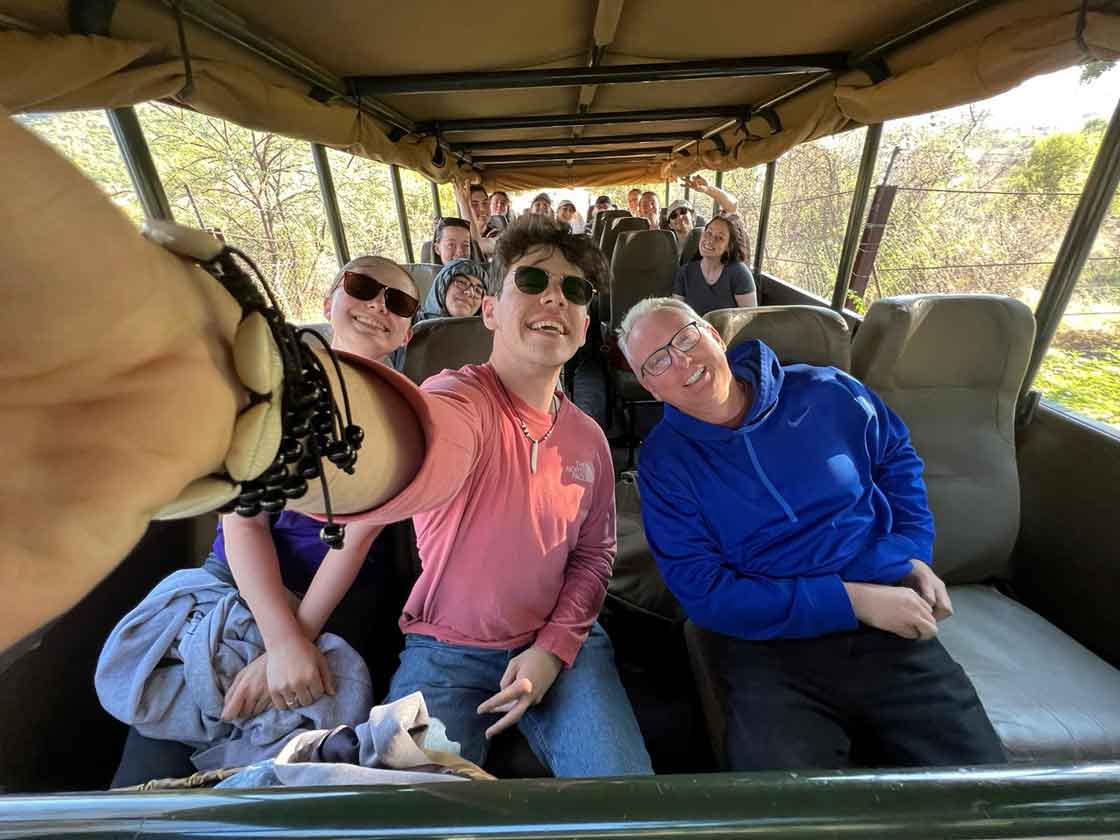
[371,216,652,775]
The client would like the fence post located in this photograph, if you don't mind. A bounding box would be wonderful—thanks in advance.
[106,107,174,221]
[753,161,776,278]
[831,123,883,312]
[1021,94,1120,398]
[310,143,350,267]
[388,164,414,263]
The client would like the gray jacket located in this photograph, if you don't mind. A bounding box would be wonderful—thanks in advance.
[95,567,374,770]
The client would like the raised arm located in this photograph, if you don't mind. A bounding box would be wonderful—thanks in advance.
[685,174,738,216]
[0,112,425,650]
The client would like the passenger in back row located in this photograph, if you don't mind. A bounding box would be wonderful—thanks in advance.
[431,217,474,265]
[637,190,660,229]
[672,214,757,316]
[416,257,488,321]
[626,188,641,216]
[666,175,740,248]
[618,297,1006,772]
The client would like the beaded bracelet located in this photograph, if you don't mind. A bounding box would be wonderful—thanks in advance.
[142,221,362,549]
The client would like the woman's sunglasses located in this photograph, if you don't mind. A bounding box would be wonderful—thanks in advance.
[340,271,419,318]
[513,266,595,306]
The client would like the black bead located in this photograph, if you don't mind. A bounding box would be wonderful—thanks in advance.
[312,412,334,433]
[261,463,287,482]
[237,486,264,504]
[320,522,346,550]
[260,497,285,513]
[217,499,239,514]
[326,441,352,466]
[296,456,321,479]
[295,384,321,408]
[280,437,303,464]
[235,501,261,517]
[344,425,364,448]
[313,433,332,453]
[282,477,308,499]
[289,415,312,437]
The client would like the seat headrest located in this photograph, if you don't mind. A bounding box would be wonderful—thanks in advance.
[706,305,851,371]
[851,294,1036,583]
[402,316,494,385]
[679,228,702,265]
[604,217,651,261]
[403,263,440,305]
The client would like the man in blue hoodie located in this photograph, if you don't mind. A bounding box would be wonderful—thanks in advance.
[619,297,1005,771]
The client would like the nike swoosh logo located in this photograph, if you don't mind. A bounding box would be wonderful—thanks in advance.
[788,407,810,428]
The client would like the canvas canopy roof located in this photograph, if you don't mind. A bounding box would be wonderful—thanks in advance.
[1,0,1117,189]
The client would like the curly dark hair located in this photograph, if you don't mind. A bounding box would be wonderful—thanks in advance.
[488,215,608,299]
[691,214,751,265]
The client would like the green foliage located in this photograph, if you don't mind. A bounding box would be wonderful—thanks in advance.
[1080,59,1115,85]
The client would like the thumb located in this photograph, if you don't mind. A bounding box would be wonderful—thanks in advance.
[319,655,336,696]
[498,659,519,690]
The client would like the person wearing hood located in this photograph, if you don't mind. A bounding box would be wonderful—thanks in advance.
[618,297,1005,773]
[417,258,488,322]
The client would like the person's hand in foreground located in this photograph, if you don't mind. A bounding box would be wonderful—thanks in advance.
[476,646,562,738]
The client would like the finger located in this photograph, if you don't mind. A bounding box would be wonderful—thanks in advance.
[914,616,939,640]
[938,586,954,619]
[483,695,533,739]
[295,683,315,707]
[252,692,272,718]
[271,689,290,711]
[477,677,532,714]
[320,659,336,696]
[498,660,518,691]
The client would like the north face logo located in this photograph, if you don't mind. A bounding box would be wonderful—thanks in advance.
[564,461,595,483]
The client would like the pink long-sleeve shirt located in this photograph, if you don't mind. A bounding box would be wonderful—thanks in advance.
[335,358,616,667]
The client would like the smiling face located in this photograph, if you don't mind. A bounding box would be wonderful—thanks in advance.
[435,224,471,262]
[557,203,576,223]
[625,306,735,419]
[324,257,415,360]
[531,198,552,215]
[627,189,641,213]
[639,191,659,221]
[699,217,731,261]
[444,273,485,317]
[482,245,590,373]
[469,187,489,225]
[489,192,509,216]
[669,207,694,237]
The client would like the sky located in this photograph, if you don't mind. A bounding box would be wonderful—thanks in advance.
[951,64,1118,132]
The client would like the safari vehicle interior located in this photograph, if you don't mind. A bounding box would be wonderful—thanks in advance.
[2,0,1120,836]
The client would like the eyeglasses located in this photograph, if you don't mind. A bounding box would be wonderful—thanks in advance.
[512,265,596,306]
[340,271,419,318]
[640,321,702,378]
[450,276,486,298]
[669,210,691,222]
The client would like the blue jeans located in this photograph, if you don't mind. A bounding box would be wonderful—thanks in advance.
[385,624,652,777]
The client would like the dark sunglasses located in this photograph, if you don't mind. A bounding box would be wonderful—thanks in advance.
[512,265,595,306]
[669,209,691,221]
[340,271,419,318]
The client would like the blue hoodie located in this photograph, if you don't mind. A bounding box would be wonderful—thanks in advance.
[638,340,934,641]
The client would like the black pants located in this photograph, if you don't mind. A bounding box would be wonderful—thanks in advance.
[711,625,1006,771]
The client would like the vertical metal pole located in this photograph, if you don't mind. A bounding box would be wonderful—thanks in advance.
[753,161,776,278]
[106,106,174,221]
[310,143,350,266]
[388,164,414,263]
[683,183,690,202]
[713,170,724,217]
[664,179,671,206]
[831,123,883,312]
[429,179,442,218]
[1022,94,1120,397]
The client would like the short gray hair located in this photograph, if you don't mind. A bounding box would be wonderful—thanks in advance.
[617,297,704,365]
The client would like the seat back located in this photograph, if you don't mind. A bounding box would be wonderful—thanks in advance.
[705,305,851,372]
[851,294,1035,583]
[402,316,493,385]
[602,217,649,267]
[594,209,630,247]
[403,263,440,305]
[420,240,434,263]
[608,229,678,331]
[678,227,702,265]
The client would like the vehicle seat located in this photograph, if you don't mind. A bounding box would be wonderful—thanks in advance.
[847,293,1120,761]
[705,304,851,371]
[678,228,702,265]
[602,217,649,270]
[680,304,855,764]
[402,316,494,385]
[403,263,440,304]
[420,240,434,263]
[594,209,630,248]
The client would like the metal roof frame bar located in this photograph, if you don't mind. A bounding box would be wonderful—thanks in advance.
[475,148,670,167]
[455,131,702,151]
[430,106,748,134]
[348,54,849,96]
